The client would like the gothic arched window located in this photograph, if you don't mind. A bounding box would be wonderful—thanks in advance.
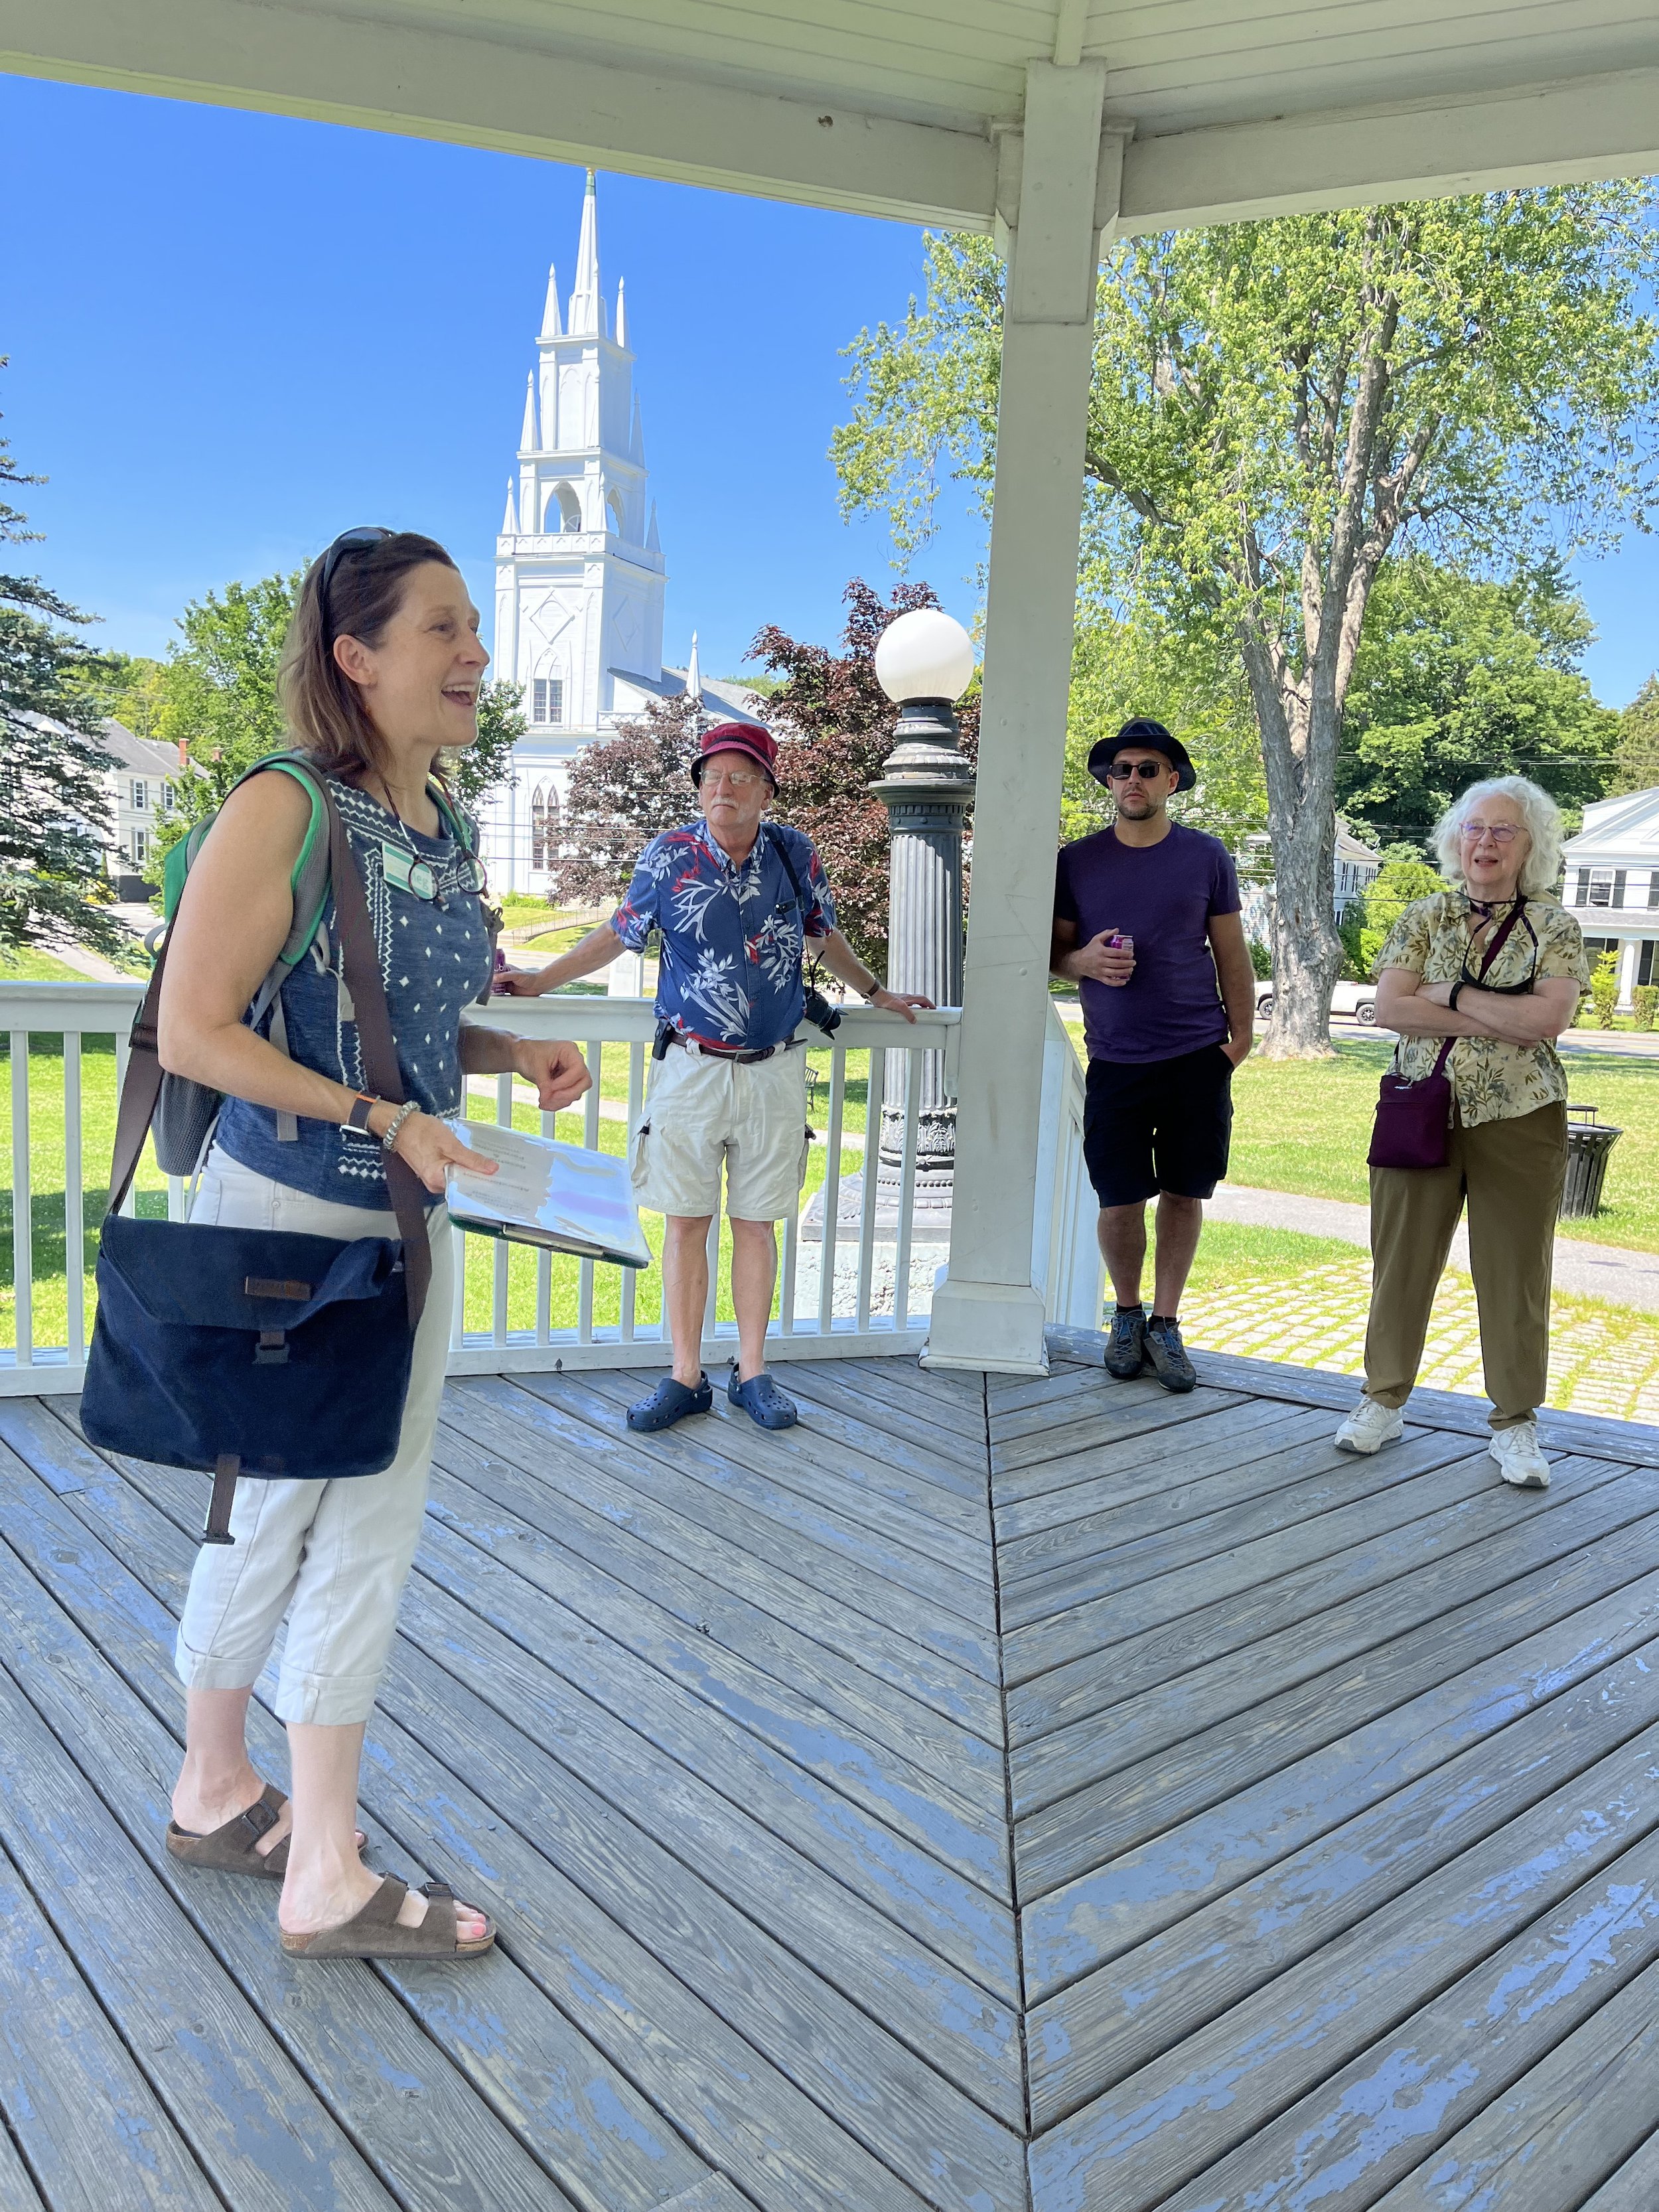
[606,490,625,537]
[547,482,582,533]
[531,784,548,872]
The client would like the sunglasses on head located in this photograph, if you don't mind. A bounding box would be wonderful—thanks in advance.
[318,525,395,608]
[1108,757,1171,781]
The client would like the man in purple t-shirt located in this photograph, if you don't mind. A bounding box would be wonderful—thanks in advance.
[1051,719,1256,1390]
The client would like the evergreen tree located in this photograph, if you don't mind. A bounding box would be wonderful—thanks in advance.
[0,372,125,958]
[1613,676,1659,796]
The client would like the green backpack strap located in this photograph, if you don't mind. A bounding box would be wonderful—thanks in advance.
[161,750,332,970]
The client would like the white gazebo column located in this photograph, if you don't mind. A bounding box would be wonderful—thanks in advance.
[925,58,1114,1376]
[1618,936,1640,1011]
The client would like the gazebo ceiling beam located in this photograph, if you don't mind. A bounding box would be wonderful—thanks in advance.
[2,1,1656,235]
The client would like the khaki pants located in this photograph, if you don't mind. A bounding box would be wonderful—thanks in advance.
[1363,1101,1567,1432]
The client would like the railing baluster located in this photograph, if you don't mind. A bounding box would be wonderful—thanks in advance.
[64,1034,85,1368]
[578,1039,601,1343]
[492,1070,512,1345]
[893,1049,920,1333]
[855,1039,885,1333]
[817,1043,845,1338]
[622,1040,643,1343]
[113,1031,137,1216]
[10,1031,30,1364]
[703,1214,719,1353]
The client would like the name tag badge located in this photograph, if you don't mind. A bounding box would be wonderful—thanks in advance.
[382,843,438,902]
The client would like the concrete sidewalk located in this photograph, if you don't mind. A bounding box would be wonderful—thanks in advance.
[1206,1181,1659,1313]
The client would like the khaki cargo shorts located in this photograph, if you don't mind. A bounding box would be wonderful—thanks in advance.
[630,1045,811,1222]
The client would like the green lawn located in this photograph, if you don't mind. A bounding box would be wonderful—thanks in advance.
[1227,1039,1659,1253]
[0,1031,877,1352]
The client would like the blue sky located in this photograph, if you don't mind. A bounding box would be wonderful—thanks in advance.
[1,70,1653,705]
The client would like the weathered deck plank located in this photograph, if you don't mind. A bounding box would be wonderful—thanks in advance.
[429,1392,1003,1736]
[0,1832,217,2211]
[11,1341,1659,2212]
[1008,1451,1652,1790]
[1017,1506,1659,1911]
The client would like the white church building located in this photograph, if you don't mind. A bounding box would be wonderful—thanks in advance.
[479,173,762,894]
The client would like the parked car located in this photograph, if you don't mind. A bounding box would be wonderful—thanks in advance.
[1254,976,1378,1024]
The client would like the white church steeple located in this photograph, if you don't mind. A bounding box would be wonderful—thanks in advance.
[485,173,669,892]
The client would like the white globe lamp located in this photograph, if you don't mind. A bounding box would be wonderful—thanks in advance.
[874,608,977,708]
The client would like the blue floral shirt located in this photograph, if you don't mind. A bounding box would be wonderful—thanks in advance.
[612,818,837,1049]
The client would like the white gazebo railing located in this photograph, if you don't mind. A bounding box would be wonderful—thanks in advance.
[0,981,1098,1393]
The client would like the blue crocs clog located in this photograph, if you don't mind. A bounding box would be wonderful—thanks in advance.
[626,1372,713,1432]
[727,1368,798,1430]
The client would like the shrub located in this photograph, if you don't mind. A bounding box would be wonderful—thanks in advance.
[1248,937,1273,980]
[1634,984,1658,1031]
[1589,948,1620,1029]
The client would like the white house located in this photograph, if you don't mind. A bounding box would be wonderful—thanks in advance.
[481,174,761,894]
[1238,822,1381,946]
[101,722,180,895]
[1560,788,1659,1007]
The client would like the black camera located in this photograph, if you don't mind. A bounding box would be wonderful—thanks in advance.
[802,986,843,1037]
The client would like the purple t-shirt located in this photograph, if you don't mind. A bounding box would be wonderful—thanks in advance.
[1054,822,1241,1064]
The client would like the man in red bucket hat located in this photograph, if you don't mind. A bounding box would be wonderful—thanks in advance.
[498,719,931,1432]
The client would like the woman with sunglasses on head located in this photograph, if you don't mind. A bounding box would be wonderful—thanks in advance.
[1335,778,1589,1487]
[158,528,591,1959]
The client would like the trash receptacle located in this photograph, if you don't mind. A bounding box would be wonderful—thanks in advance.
[1560,1104,1623,1218]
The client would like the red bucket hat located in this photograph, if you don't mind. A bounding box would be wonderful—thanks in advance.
[691,719,778,791]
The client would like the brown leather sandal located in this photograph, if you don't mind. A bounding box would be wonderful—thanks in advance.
[279,1876,496,1960]
[167,1781,292,1880]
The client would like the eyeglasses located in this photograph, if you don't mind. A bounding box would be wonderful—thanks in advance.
[318,525,394,608]
[1461,821,1523,845]
[701,767,764,792]
[1108,759,1170,781]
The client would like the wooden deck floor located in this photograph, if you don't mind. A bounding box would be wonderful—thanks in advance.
[3,1340,1659,2211]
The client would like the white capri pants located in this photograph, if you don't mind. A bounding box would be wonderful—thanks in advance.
[174,1150,455,1727]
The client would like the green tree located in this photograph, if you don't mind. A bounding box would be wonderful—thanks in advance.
[0,374,126,959]
[1613,675,1659,796]
[72,648,168,741]
[155,571,301,828]
[153,568,519,866]
[1338,557,1619,849]
[1343,856,1447,979]
[835,187,1659,1056]
[441,679,525,817]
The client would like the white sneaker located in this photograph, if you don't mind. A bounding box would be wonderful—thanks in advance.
[1490,1421,1550,1489]
[1334,1399,1405,1454]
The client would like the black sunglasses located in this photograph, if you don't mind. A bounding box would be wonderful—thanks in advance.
[1108,757,1171,780]
[318,525,395,609]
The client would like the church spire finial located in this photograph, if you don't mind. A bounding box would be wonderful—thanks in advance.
[520,372,537,453]
[569,169,601,337]
[501,479,518,534]
[685,629,702,714]
[539,261,561,340]
[615,276,627,349]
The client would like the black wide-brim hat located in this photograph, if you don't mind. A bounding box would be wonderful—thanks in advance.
[1087,717,1197,794]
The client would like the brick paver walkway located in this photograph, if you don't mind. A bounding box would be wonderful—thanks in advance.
[1182,1257,1659,1426]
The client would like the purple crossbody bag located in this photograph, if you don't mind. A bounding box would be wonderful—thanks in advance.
[1367,899,1527,1171]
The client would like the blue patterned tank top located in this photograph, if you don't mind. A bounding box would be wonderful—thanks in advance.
[215,774,495,1209]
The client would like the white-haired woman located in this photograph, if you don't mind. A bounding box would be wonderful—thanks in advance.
[1336,776,1589,1487]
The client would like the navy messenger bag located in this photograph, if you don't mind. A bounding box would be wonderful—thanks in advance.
[80,784,431,1546]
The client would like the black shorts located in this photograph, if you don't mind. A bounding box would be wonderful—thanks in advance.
[1083,1043,1235,1209]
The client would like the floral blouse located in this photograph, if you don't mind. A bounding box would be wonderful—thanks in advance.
[1373,892,1590,1130]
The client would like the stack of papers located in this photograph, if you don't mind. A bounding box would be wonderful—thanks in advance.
[443,1118,652,1270]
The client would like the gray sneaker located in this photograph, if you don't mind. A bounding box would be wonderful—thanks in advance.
[1143,1315,1196,1394]
[1104,1305,1147,1380]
